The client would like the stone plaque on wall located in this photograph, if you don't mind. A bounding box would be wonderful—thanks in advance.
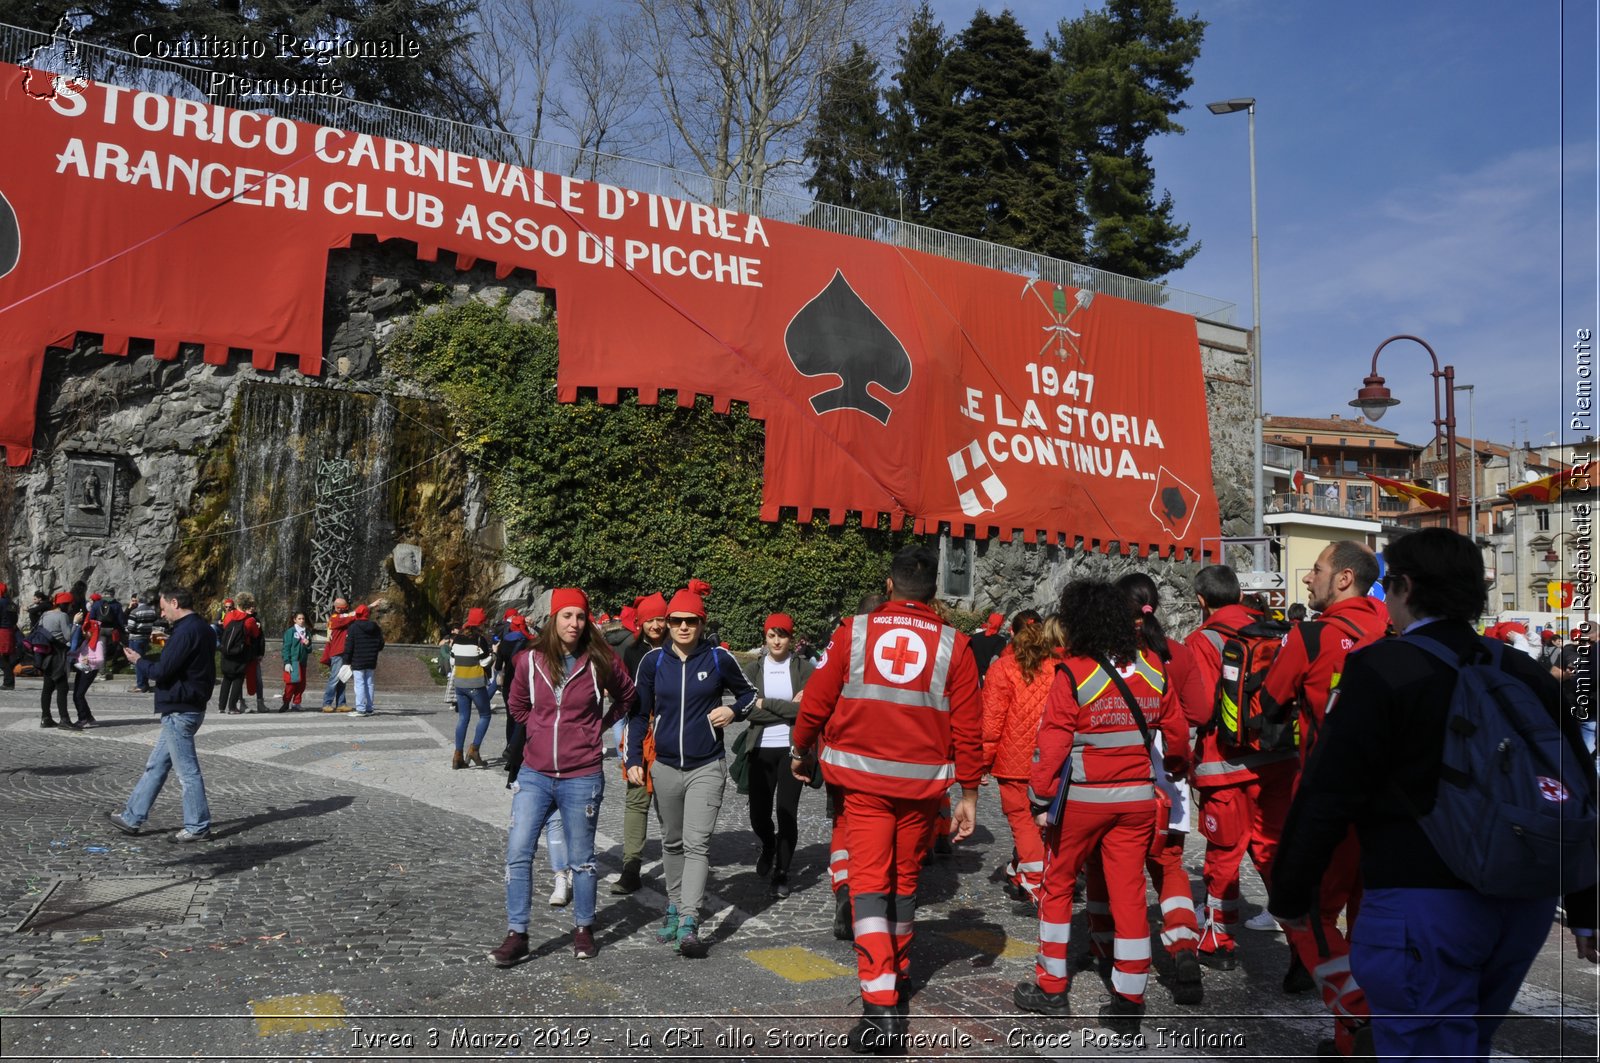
[392,543,422,576]
[65,458,114,537]
[941,534,973,599]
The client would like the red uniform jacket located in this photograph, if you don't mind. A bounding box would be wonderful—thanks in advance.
[1184,604,1296,790]
[1028,650,1190,814]
[792,600,983,800]
[1260,595,1389,765]
[321,611,352,665]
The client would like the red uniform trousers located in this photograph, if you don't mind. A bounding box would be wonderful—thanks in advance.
[998,780,1046,904]
[1285,827,1369,1054]
[922,790,953,849]
[1086,828,1199,959]
[826,782,849,893]
[282,671,307,706]
[843,790,937,1005]
[1035,802,1157,1004]
[1198,761,1295,953]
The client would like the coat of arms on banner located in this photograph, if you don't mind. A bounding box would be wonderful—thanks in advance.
[947,440,1008,517]
[1149,466,1201,540]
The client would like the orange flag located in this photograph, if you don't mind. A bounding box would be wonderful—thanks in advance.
[1504,468,1577,504]
[1365,473,1457,511]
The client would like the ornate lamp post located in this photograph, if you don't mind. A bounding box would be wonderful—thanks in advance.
[1349,334,1459,533]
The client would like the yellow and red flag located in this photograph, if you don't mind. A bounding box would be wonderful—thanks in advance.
[1365,473,1457,511]
[1504,468,1577,504]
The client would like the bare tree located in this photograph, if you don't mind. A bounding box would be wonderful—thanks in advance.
[631,0,895,207]
[464,0,577,165]
[551,20,653,181]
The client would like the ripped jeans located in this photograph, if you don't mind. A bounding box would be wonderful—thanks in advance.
[506,765,604,931]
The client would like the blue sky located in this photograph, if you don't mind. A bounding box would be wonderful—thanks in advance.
[929,0,1597,452]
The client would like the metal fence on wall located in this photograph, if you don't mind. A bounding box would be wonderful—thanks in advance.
[2,20,1236,323]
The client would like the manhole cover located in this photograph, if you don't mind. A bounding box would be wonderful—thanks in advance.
[17,875,203,933]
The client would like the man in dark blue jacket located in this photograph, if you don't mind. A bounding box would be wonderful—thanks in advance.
[111,587,216,842]
[1270,529,1598,1059]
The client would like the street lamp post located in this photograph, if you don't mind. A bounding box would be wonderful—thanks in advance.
[1207,97,1264,566]
[1454,383,1475,538]
[1349,334,1460,532]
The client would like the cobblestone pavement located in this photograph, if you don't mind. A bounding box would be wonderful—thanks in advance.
[1,680,1596,1061]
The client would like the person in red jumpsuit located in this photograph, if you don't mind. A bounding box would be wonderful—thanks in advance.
[1184,564,1297,968]
[790,547,982,1055]
[1259,540,1388,1056]
[1014,580,1190,1036]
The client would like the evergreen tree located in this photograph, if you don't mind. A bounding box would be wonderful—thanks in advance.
[934,9,1083,260]
[803,42,898,223]
[883,4,951,230]
[1054,0,1204,279]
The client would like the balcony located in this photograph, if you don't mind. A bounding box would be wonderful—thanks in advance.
[1263,443,1304,472]
[1265,492,1376,520]
[1306,463,1415,480]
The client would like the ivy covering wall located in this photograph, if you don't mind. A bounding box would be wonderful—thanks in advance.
[389,299,917,647]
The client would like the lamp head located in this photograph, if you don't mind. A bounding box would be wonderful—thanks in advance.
[1207,97,1256,115]
[1351,373,1399,422]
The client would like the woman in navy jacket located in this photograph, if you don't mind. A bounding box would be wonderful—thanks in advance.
[625,587,758,957]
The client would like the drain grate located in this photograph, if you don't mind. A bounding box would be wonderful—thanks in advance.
[16,875,203,933]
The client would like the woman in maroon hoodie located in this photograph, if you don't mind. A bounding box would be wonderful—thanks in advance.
[489,588,637,967]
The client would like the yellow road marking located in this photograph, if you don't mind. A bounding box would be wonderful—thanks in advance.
[946,928,1033,960]
[746,946,854,982]
[251,992,347,1036]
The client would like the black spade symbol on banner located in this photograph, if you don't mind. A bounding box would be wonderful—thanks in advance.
[0,190,18,279]
[1149,466,1201,540]
[785,270,911,424]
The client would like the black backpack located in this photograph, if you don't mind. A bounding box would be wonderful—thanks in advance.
[220,617,250,660]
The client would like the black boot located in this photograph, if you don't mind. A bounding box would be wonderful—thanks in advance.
[846,1003,903,1055]
[610,862,642,895]
[833,885,854,941]
[57,709,81,730]
[1282,949,1315,994]
[40,713,56,729]
[1099,995,1144,1037]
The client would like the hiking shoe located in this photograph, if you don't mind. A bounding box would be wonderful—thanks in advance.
[846,1003,903,1055]
[1197,946,1237,971]
[1245,909,1283,932]
[488,931,530,968]
[572,926,597,959]
[549,869,572,907]
[676,916,708,958]
[1171,949,1204,1005]
[833,885,854,941]
[1013,980,1071,1016]
[1099,995,1144,1036]
[1283,951,1316,994]
[610,865,642,894]
[171,828,210,843]
[107,811,141,836]
[656,905,680,945]
[321,705,337,713]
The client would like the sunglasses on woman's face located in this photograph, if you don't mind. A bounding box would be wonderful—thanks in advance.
[667,616,702,627]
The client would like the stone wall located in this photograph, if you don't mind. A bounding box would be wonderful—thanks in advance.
[0,238,545,637]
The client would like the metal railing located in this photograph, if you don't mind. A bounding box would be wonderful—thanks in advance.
[1263,443,1303,471]
[1265,493,1378,520]
[2,20,1236,323]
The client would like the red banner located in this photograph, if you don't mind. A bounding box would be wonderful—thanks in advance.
[0,65,1219,554]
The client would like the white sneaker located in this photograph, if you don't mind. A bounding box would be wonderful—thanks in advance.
[1243,910,1282,932]
[548,869,572,908]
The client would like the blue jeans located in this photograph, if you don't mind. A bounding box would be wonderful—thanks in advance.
[454,687,493,751]
[1351,886,1555,1061]
[506,767,603,931]
[121,711,211,834]
[321,655,346,707]
[351,669,375,713]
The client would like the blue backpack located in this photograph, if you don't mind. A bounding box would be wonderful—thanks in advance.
[1405,635,1598,899]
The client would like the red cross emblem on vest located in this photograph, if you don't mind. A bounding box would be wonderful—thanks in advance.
[1536,776,1569,802]
[872,626,928,684]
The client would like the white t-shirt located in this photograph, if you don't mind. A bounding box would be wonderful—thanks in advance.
[759,656,794,748]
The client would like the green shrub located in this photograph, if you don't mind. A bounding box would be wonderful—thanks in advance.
[390,300,918,646]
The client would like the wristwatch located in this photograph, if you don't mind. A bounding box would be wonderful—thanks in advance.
[788,746,811,760]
